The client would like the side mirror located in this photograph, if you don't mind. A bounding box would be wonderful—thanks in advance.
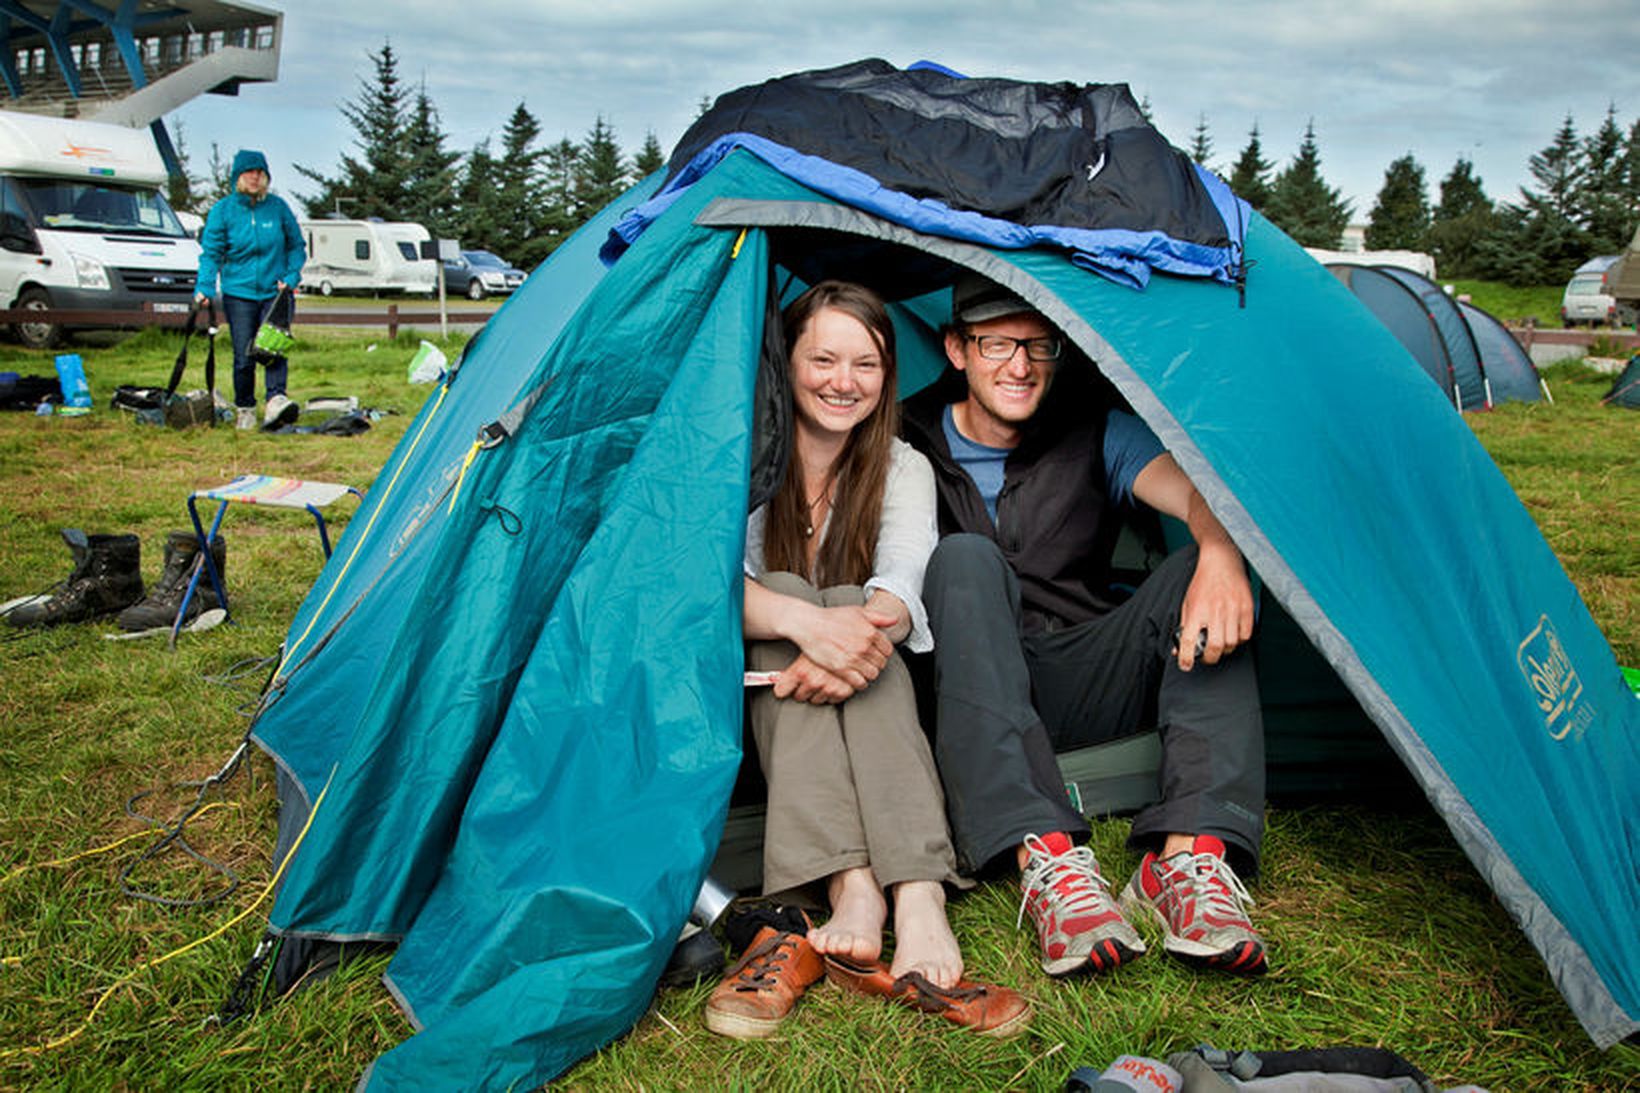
[0,215,40,254]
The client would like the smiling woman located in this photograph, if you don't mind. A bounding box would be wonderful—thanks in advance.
[720,279,1029,1040]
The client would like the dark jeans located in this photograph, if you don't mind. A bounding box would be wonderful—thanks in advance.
[923,533,1266,875]
[222,292,293,408]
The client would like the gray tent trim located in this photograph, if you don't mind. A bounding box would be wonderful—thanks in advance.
[699,197,1632,1046]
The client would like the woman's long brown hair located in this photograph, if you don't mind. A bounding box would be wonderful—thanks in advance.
[763,280,898,588]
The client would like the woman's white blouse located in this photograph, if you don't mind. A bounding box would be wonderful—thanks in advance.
[744,438,938,652]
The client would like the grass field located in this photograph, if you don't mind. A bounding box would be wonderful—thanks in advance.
[0,328,1635,1091]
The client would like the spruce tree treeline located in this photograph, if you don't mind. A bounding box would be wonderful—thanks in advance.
[288,42,668,267]
[234,46,1640,286]
[1197,107,1640,285]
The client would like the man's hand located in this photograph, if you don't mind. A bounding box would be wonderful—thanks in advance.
[1131,453,1255,671]
[788,603,897,689]
[774,654,856,704]
[1176,539,1254,671]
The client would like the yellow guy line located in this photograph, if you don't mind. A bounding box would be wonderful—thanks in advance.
[0,767,337,1060]
[446,437,485,514]
[0,802,235,886]
[278,382,452,676]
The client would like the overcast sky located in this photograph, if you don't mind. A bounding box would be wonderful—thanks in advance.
[174,1,1638,221]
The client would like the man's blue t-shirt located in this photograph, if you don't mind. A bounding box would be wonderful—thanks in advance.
[942,405,1164,524]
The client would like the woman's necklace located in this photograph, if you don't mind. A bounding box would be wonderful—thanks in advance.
[803,478,835,538]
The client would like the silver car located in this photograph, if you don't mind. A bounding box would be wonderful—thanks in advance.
[1561,258,1618,327]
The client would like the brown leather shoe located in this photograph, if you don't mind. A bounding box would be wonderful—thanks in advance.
[703,923,825,1039]
[824,954,1032,1038]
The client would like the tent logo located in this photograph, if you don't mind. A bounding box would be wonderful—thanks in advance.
[1517,615,1590,741]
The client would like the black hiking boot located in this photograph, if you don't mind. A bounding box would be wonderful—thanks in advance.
[5,530,143,627]
[117,531,227,632]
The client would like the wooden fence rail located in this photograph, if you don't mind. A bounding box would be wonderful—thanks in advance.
[0,302,497,340]
[0,306,1634,353]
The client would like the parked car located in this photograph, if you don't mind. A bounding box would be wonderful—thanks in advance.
[1561,258,1619,327]
[443,250,526,300]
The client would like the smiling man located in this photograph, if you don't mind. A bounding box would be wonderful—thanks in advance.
[901,273,1269,982]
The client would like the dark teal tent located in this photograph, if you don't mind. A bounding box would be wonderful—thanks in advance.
[1327,263,1549,409]
[1606,356,1640,408]
[246,86,1639,1089]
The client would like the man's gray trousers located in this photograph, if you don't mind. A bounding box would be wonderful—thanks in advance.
[922,534,1265,874]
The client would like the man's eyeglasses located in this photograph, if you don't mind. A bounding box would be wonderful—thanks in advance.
[965,334,1064,362]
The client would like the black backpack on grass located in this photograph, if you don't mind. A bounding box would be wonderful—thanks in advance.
[111,301,220,428]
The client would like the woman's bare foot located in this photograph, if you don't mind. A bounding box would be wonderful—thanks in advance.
[888,880,963,989]
[808,866,886,964]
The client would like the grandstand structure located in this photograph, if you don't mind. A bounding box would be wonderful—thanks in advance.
[0,1,282,175]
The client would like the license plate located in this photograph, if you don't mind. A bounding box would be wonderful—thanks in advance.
[152,302,190,313]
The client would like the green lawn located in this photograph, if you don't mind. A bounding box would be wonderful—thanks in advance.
[0,333,1634,1091]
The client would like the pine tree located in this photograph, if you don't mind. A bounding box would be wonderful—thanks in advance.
[295,41,411,219]
[1364,154,1430,250]
[1426,157,1494,278]
[1621,118,1640,235]
[401,84,462,241]
[540,137,580,238]
[574,116,628,220]
[1576,104,1630,253]
[200,142,233,207]
[1188,114,1213,169]
[492,103,545,266]
[1227,124,1273,210]
[1524,113,1583,220]
[633,131,666,178]
[454,140,501,251]
[1264,122,1351,247]
[1487,114,1592,283]
[164,120,202,214]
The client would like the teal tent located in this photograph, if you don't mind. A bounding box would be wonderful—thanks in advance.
[1606,355,1640,408]
[247,114,1639,1092]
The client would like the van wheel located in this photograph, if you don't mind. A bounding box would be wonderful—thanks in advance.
[466,280,485,301]
[13,287,61,349]
[318,280,334,297]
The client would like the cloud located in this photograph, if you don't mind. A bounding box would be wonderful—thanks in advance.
[175,0,1639,217]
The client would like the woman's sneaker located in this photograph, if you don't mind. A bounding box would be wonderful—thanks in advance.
[235,406,257,430]
[263,393,298,429]
[1119,835,1268,975]
[703,915,823,1039]
[1017,832,1145,976]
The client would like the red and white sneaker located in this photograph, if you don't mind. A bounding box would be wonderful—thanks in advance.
[1017,832,1146,976]
[1119,835,1268,975]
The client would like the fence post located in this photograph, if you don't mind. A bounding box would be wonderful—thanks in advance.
[387,304,399,340]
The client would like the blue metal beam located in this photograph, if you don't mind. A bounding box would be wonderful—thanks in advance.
[0,1,50,33]
[0,16,19,98]
[47,4,82,97]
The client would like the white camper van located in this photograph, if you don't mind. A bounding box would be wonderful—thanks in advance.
[299,219,436,296]
[0,110,201,347]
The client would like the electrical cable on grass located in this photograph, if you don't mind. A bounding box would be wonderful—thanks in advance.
[0,801,235,886]
[0,765,337,1061]
[118,741,252,908]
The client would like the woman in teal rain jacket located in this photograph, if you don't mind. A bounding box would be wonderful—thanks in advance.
[196,149,306,430]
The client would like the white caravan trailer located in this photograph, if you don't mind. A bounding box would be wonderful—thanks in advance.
[299,218,436,296]
[0,110,201,347]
